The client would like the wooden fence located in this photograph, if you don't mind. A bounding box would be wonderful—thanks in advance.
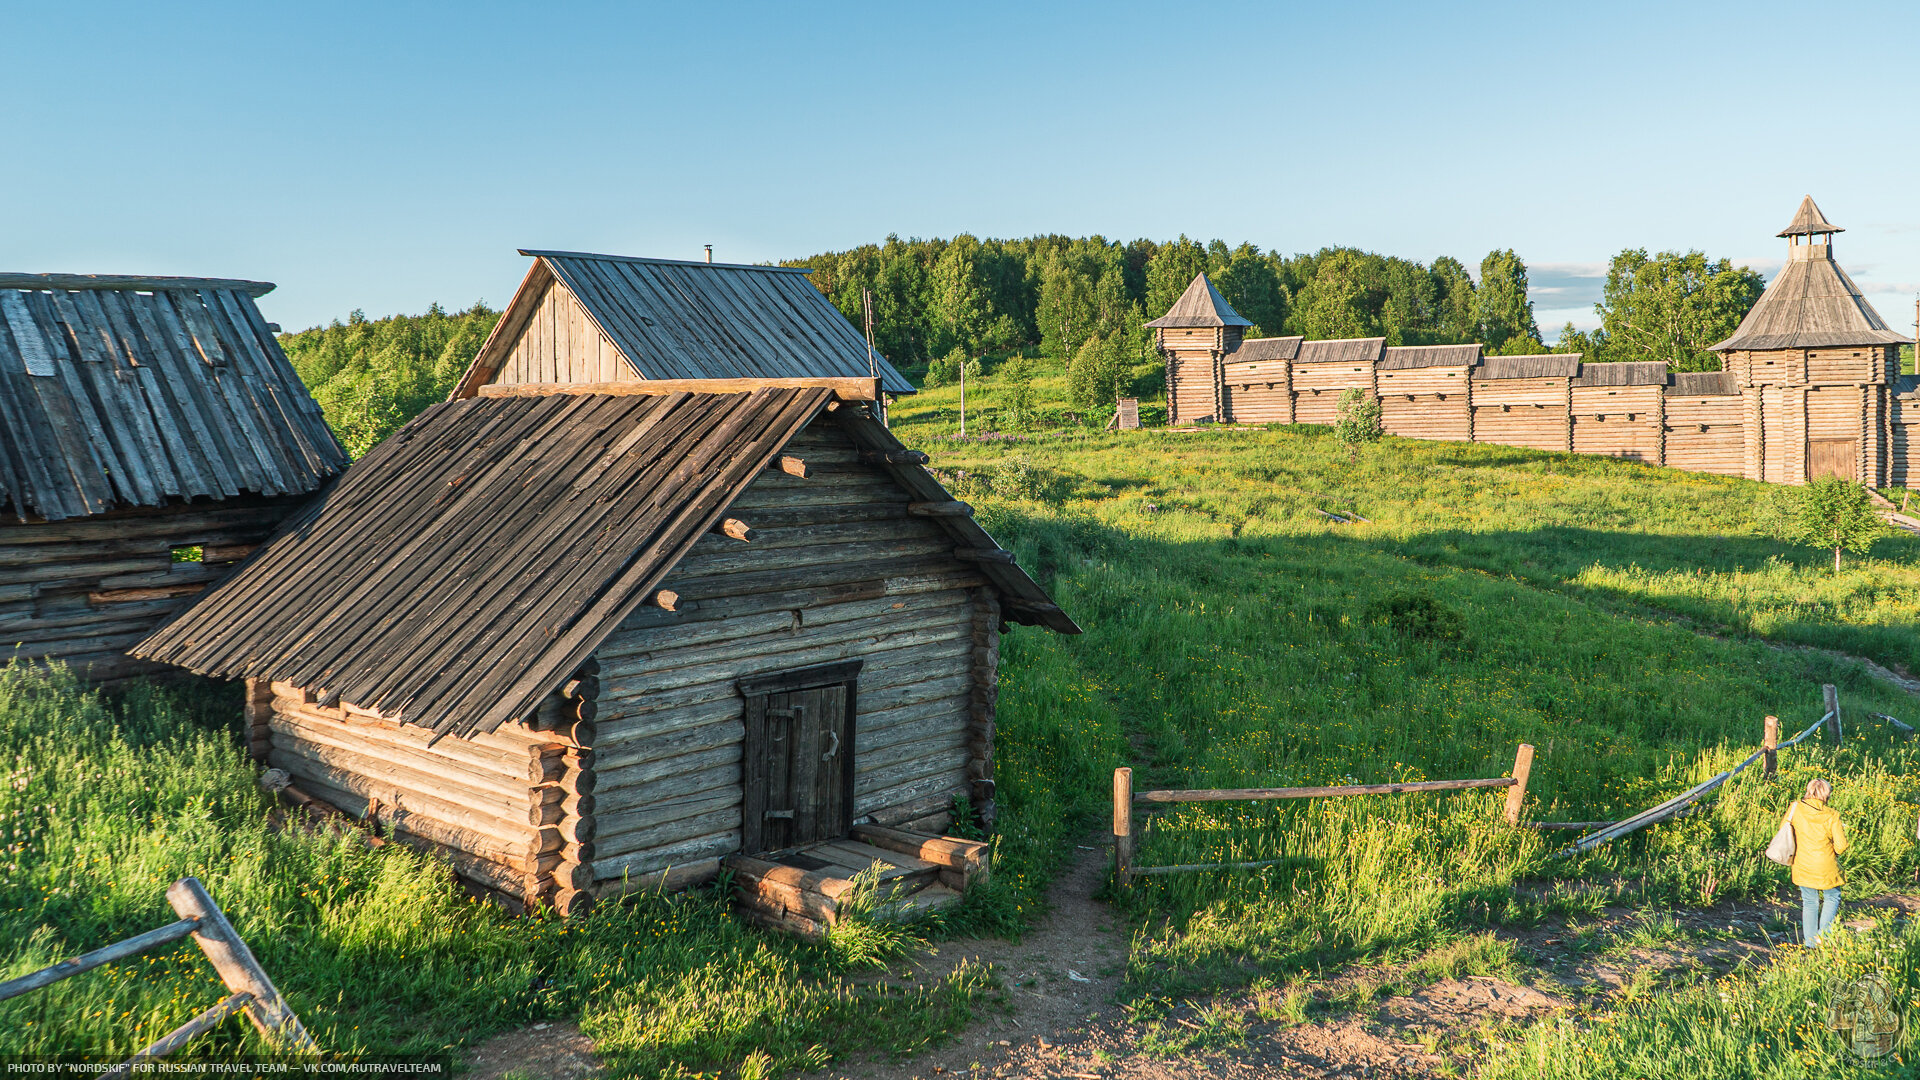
[1112,744,1534,885]
[0,877,315,1071]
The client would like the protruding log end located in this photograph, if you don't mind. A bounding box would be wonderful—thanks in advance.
[775,455,810,478]
[652,589,689,612]
[715,518,757,542]
[554,887,595,918]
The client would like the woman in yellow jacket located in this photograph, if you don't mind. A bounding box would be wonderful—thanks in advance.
[1783,778,1849,945]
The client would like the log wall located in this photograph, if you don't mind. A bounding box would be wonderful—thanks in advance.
[1377,366,1472,441]
[257,680,597,913]
[586,417,990,895]
[0,495,311,681]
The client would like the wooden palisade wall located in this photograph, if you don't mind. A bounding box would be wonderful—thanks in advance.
[1156,328,1910,486]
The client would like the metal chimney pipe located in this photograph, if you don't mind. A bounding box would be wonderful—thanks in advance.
[704,245,713,263]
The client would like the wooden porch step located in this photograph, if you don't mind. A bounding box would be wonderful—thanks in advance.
[724,827,988,937]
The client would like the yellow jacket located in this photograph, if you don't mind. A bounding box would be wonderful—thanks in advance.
[1784,798,1849,890]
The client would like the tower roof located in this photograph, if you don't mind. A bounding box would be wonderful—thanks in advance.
[1778,195,1843,237]
[1710,249,1907,351]
[1144,273,1253,328]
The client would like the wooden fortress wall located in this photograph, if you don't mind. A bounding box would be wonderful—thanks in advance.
[1167,341,1919,486]
[2,495,309,682]
[251,415,998,910]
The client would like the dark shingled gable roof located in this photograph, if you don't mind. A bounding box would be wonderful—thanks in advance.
[134,390,1074,740]
[1144,274,1253,329]
[0,275,347,522]
[1226,336,1303,362]
[456,251,915,396]
[1378,344,1483,370]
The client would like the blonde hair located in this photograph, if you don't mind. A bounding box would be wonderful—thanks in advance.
[1805,778,1832,801]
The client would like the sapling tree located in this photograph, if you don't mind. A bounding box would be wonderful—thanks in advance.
[1334,387,1383,462]
[1760,476,1891,572]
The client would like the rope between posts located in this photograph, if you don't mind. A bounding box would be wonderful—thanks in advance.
[1556,713,1829,857]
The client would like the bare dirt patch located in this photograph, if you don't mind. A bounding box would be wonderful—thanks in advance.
[465,1021,602,1080]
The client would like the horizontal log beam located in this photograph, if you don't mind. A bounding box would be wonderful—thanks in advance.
[475,377,878,401]
[0,273,275,297]
[907,501,972,517]
[1136,777,1516,804]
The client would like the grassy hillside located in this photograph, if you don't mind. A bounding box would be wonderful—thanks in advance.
[3,357,1918,1076]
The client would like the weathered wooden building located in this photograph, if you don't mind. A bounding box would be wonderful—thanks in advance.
[450,250,917,398]
[1149,199,1917,486]
[0,273,348,681]
[138,256,1074,929]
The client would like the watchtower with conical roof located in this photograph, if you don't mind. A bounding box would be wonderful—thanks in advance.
[1711,196,1910,484]
[1144,273,1251,424]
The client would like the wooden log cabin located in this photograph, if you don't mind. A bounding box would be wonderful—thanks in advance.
[0,273,348,681]
[1148,199,1918,487]
[137,254,1076,930]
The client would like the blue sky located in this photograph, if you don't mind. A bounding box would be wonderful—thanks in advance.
[8,1,1919,340]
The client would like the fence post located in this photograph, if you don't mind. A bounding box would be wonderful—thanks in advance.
[1823,685,1842,744]
[166,878,317,1053]
[1113,767,1133,887]
[1503,744,1534,826]
[1764,716,1779,779]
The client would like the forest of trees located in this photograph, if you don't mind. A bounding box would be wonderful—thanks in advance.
[278,236,1770,453]
[280,302,499,456]
[782,236,1553,367]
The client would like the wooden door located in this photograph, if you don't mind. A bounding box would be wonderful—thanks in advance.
[1809,438,1857,481]
[740,661,860,854]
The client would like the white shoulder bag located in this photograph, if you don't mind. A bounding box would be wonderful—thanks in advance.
[1765,802,1798,866]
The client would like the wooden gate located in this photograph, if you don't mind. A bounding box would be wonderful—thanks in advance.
[740,661,860,853]
[1809,437,1858,481]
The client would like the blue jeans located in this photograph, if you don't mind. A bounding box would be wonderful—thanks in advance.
[1801,886,1841,944]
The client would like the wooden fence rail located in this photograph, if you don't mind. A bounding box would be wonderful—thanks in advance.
[1114,744,1533,885]
[0,877,316,1069]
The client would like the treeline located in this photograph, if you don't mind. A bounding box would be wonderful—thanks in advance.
[782,236,1550,364]
[279,237,1770,454]
[279,303,500,456]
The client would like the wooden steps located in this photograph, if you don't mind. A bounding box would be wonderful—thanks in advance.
[724,826,988,937]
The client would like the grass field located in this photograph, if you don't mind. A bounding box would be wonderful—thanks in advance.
[4,361,1919,1077]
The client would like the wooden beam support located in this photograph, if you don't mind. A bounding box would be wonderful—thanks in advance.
[908,500,973,517]
[0,273,275,297]
[1764,715,1779,779]
[1113,767,1133,887]
[1824,684,1843,743]
[1504,744,1534,826]
[475,376,878,401]
[165,878,317,1052]
[861,449,930,465]
[953,547,1015,564]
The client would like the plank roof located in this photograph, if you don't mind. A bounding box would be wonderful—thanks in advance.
[1144,274,1253,329]
[1471,354,1582,380]
[0,275,348,522]
[1573,361,1669,387]
[1226,336,1303,362]
[1779,195,1843,237]
[454,251,914,397]
[1670,371,1740,396]
[1378,344,1483,370]
[1294,337,1387,364]
[1709,249,1909,351]
[134,390,1075,741]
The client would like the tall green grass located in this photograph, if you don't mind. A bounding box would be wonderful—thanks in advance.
[0,667,1018,1073]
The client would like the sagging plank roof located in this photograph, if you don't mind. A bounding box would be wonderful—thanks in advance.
[1295,337,1387,364]
[0,275,348,522]
[454,251,915,397]
[1378,344,1483,370]
[1471,354,1581,379]
[135,389,1074,741]
[1226,336,1303,362]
